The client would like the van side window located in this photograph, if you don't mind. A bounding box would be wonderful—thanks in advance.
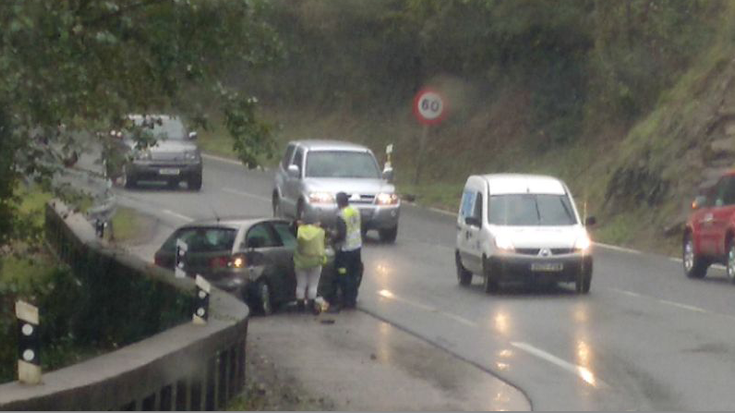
[722,176,735,205]
[292,148,304,170]
[472,192,483,220]
[459,190,476,217]
[281,145,295,169]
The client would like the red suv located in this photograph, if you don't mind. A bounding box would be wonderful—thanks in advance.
[683,170,735,281]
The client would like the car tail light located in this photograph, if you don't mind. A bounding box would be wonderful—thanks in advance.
[231,254,247,269]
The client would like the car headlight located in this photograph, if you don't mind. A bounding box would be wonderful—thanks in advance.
[308,192,334,204]
[134,150,152,161]
[574,233,592,252]
[376,193,399,205]
[494,234,514,252]
[184,150,200,161]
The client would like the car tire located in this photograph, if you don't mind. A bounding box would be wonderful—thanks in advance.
[456,252,472,286]
[482,256,499,294]
[188,174,202,191]
[576,260,592,294]
[727,240,735,284]
[121,165,135,189]
[379,226,398,243]
[258,281,273,316]
[683,232,708,279]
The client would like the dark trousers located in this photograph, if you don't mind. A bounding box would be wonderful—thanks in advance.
[333,248,362,307]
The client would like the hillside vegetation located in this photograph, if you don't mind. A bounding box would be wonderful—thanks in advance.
[217,0,735,254]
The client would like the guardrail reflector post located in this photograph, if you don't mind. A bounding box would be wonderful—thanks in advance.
[175,239,188,278]
[194,275,210,325]
[16,300,41,385]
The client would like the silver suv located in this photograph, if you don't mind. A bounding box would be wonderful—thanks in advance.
[272,140,400,242]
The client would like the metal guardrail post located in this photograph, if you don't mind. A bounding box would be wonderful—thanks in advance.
[16,301,41,385]
[175,239,188,279]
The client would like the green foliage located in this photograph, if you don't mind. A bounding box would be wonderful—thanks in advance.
[0,0,282,247]
[221,91,276,168]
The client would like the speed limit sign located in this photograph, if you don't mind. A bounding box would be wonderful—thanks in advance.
[413,88,447,125]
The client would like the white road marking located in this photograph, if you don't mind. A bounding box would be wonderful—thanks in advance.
[656,299,707,313]
[609,288,643,298]
[510,342,607,388]
[670,257,682,263]
[222,187,271,203]
[610,288,716,316]
[163,209,193,222]
[594,243,642,255]
[377,289,477,327]
[428,207,456,217]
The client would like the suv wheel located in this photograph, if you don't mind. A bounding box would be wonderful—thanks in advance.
[188,174,202,191]
[272,195,281,217]
[456,252,472,286]
[727,241,735,284]
[379,226,398,243]
[683,233,708,279]
[482,256,499,294]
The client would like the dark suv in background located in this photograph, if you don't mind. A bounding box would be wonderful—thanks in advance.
[106,114,203,190]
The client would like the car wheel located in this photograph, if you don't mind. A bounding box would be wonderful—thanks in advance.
[378,226,398,243]
[272,195,281,217]
[683,233,708,279]
[121,165,135,189]
[456,252,472,286]
[188,174,202,191]
[482,256,499,294]
[258,281,273,316]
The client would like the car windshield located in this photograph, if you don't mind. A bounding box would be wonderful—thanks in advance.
[162,227,237,253]
[132,117,186,140]
[305,150,380,179]
[488,194,577,226]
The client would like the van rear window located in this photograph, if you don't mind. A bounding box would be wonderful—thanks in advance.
[489,194,577,226]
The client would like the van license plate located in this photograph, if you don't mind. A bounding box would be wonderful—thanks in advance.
[531,263,563,272]
[159,168,180,176]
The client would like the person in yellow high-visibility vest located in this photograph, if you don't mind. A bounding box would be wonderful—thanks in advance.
[293,216,327,314]
[330,192,363,310]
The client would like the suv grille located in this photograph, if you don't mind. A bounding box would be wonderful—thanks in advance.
[515,248,575,256]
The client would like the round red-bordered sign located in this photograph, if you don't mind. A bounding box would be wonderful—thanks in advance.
[413,88,447,125]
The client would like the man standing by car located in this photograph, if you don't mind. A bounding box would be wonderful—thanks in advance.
[330,192,363,310]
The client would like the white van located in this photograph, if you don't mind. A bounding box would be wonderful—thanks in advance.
[455,174,595,293]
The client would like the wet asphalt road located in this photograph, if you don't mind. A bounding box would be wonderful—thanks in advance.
[116,155,735,411]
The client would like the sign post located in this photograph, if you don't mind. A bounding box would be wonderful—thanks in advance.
[16,300,41,385]
[412,88,447,185]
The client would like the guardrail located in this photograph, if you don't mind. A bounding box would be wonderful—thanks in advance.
[0,201,250,410]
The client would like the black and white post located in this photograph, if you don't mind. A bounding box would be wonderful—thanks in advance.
[193,275,211,325]
[16,300,41,385]
[175,239,188,279]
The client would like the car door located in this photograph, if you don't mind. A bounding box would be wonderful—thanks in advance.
[270,220,300,300]
[710,176,735,256]
[695,180,721,256]
[283,146,304,217]
[243,222,294,305]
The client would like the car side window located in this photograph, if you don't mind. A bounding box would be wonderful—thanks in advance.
[291,147,304,169]
[271,222,297,249]
[714,177,730,207]
[722,177,735,205]
[244,224,281,249]
[459,190,476,218]
[281,144,295,170]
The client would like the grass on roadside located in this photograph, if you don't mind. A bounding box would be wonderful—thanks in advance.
[108,207,143,244]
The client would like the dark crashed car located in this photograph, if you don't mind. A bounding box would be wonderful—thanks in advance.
[154,217,335,314]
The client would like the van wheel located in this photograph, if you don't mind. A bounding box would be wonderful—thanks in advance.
[482,256,499,294]
[683,232,708,279]
[575,261,592,294]
[456,252,472,286]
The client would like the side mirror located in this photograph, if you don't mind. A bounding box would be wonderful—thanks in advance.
[465,216,481,227]
[188,131,198,140]
[584,216,597,227]
[692,195,707,210]
[287,164,300,179]
[382,167,394,182]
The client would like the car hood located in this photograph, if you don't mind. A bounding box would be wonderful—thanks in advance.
[149,139,197,153]
[302,178,395,195]
[492,225,587,249]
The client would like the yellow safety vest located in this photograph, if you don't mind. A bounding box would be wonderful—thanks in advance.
[340,206,362,251]
[293,224,326,270]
